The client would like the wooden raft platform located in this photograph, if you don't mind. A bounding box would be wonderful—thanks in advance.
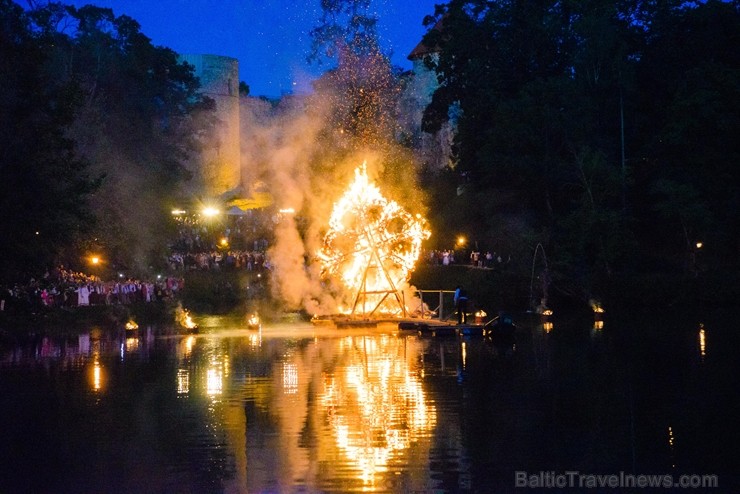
[311,315,488,337]
[397,319,487,337]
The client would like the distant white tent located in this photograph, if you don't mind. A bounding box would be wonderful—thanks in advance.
[226,206,248,216]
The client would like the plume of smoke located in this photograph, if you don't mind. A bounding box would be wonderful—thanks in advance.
[68,113,176,276]
[240,54,428,315]
[241,95,338,313]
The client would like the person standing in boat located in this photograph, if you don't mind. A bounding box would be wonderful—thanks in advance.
[454,285,469,324]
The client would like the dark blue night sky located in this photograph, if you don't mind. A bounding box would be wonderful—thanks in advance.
[68,0,439,97]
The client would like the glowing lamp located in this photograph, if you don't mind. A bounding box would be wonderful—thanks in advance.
[90,256,100,265]
[695,242,703,249]
[457,236,466,246]
[202,207,219,217]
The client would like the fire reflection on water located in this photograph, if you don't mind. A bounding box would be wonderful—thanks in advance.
[205,339,228,397]
[320,335,436,486]
[1,310,731,493]
[168,330,441,492]
[177,335,195,396]
[91,357,102,391]
[124,336,139,353]
[184,335,195,356]
[282,362,299,394]
[698,323,706,360]
[177,368,190,395]
[206,366,223,396]
[89,333,103,392]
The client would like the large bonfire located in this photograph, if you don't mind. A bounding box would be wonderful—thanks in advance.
[318,163,430,317]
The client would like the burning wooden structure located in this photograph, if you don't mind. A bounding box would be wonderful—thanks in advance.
[318,163,429,318]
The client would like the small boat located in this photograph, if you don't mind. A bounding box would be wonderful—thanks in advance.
[181,322,199,334]
[459,324,486,337]
[412,322,458,338]
[486,312,516,345]
[177,309,199,333]
[246,312,262,331]
[429,325,458,338]
[310,314,335,326]
[335,319,378,329]
[399,321,428,331]
[125,319,139,334]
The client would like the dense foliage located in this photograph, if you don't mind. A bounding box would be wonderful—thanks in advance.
[2,0,737,310]
[1,0,97,281]
[420,0,739,303]
[0,1,214,283]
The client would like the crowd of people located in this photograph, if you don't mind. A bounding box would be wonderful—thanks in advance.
[167,249,270,272]
[2,204,513,314]
[0,267,184,312]
[168,210,273,272]
[1,215,272,313]
[424,249,511,268]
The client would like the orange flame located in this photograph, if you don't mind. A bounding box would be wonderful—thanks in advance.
[318,163,429,315]
[182,312,197,329]
[176,306,198,329]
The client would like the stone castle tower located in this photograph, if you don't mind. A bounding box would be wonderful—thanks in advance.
[179,54,241,196]
[398,17,455,172]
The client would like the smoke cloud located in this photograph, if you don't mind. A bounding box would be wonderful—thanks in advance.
[240,79,427,315]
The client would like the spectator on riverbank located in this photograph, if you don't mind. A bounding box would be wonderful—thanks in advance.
[168,250,269,272]
[0,267,182,311]
[454,285,469,324]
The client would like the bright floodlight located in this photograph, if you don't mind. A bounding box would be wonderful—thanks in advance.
[90,256,100,265]
[457,236,466,246]
[202,207,219,217]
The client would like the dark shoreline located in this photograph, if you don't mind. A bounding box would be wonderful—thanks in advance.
[2,267,737,344]
[409,265,740,314]
[0,300,176,342]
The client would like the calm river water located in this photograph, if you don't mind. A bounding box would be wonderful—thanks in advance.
[0,309,736,493]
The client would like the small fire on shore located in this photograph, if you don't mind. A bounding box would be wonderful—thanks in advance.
[318,163,429,317]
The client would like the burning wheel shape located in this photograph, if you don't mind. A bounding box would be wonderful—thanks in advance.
[318,164,429,316]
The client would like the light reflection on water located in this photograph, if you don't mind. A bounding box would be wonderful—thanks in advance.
[0,311,735,493]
